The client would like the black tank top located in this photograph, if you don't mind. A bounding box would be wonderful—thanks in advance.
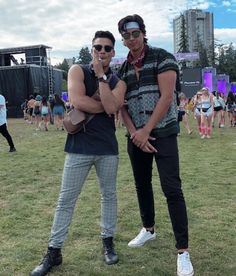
[64,65,119,155]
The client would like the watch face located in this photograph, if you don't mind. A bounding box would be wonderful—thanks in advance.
[98,74,108,82]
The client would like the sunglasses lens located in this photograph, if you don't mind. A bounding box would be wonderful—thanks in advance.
[94,45,102,51]
[122,33,131,40]
[93,45,113,52]
[122,31,141,40]
[132,31,140,38]
[104,46,113,52]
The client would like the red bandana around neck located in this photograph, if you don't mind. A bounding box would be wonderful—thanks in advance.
[127,44,147,68]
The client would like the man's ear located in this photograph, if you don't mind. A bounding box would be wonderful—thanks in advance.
[122,38,127,46]
[112,49,115,58]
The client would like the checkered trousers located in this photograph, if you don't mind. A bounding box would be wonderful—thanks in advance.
[48,153,119,248]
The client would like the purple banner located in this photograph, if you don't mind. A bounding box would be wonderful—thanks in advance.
[203,72,213,92]
[174,52,199,61]
[230,83,236,93]
[218,80,227,94]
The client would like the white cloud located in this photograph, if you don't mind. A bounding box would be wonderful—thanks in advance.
[0,0,235,65]
[214,28,236,46]
[222,1,231,7]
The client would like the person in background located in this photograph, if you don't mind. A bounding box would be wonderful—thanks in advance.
[48,94,55,125]
[21,99,28,120]
[225,91,236,127]
[117,14,194,276]
[65,99,71,111]
[27,95,36,124]
[40,96,51,131]
[52,94,66,130]
[200,87,214,139]
[220,92,227,127]
[0,93,16,152]
[177,92,193,135]
[30,30,126,276]
[212,91,225,128]
[192,91,202,135]
[33,95,42,131]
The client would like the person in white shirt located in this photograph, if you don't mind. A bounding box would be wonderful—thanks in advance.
[212,91,225,128]
[0,93,16,152]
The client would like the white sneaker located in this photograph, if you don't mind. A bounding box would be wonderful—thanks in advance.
[177,252,194,276]
[128,228,156,247]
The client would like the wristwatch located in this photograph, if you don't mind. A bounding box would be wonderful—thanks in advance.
[98,74,108,83]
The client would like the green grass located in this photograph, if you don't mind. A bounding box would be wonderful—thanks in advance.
[0,117,236,276]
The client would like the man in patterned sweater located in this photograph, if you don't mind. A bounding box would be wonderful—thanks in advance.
[118,14,194,276]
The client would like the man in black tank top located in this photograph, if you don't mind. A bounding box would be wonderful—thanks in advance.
[31,31,126,276]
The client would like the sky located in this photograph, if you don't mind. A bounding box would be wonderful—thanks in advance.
[0,0,236,65]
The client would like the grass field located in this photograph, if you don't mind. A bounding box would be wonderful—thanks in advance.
[0,117,235,276]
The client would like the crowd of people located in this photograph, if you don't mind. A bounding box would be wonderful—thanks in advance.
[178,89,236,138]
[20,87,236,140]
[2,13,236,276]
[21,93,68,131]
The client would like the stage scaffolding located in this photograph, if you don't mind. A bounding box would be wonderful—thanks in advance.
[0,45,63,117]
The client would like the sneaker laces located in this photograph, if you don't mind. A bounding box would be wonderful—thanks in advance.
[103,238,115,254]
[39,252,51,266]
[40,248,60,265]
[179,252,191,271]
[136,228,152,239]
[132,228,146,241]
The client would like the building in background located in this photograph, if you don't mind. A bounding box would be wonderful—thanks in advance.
[173,9,214,65]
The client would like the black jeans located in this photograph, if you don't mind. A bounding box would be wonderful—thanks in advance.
[127,134,188,249]
[0,123,15,149]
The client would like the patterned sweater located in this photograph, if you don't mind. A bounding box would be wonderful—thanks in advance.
[119,45,179,137]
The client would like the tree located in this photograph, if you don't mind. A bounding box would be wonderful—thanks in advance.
[215,43,236,81]
[54,59,69,72]
[192,35,209,68]
[178,14,189,53]
[207,40,215,67]
[72,57,76,64]
[75,46,92,64]
[62,79,67,91]
[54,59,69,80]
[177,14,189,69]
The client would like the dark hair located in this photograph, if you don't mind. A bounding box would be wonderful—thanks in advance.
[54,93,64,105]
[227,91,236,103]
[216,92,221,99]
[92,31,115,46]
[41,96,48,106]
[118,14,148,43]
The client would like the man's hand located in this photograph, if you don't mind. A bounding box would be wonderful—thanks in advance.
[140,140,157,153]
[92,49,104,78]
[131,128,157,153]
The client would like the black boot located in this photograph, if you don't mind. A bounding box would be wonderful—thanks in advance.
[102,237,119,265]
[30,247,62,276]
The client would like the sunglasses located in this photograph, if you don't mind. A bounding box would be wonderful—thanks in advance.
[93,44,113,53]
[122,30,141,40]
